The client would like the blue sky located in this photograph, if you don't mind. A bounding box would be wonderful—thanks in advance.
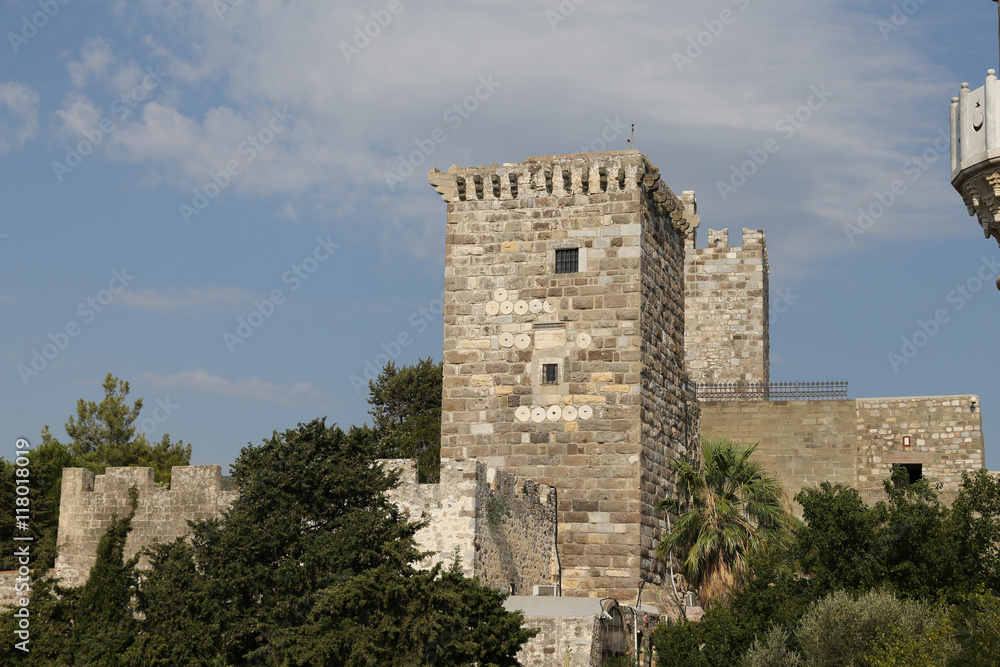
[2,0,998,470]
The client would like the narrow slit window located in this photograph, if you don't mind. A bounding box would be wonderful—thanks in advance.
[555,248,579,274]
[542,364,559,384]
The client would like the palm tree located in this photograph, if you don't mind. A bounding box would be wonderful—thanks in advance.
[656,437,786,607]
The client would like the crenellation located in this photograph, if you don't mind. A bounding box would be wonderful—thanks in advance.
[55,466,237,587]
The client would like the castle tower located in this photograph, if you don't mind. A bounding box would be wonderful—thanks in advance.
[428,151,700,609]
[684,228,770,384]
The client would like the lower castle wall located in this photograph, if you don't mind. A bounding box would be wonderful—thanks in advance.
[856,395,984,505]
[699,400,858,512]
[700,395,985,512]
[384,458,559,593]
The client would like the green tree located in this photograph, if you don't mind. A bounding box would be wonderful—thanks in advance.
[795,482,883,592]
[167,418,535,665]
[53,373,191,484]
[367,358,443,482]
[656,437,786,605]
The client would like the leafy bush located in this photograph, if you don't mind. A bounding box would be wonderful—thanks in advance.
[796,589,956,667]
[740,626,802,667]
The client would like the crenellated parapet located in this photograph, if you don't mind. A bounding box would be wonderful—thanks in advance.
[428,151,699,236]
[55,466,237,587]
[950,70,1000,246]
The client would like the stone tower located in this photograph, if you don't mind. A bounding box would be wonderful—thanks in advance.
[684,228,770,384]
[428,151,700,609]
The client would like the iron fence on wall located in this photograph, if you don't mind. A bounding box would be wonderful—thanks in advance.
[691,380,849,402]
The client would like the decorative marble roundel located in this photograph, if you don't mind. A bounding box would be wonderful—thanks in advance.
[514,333,532,349]
[531,407,546,423]
[563,405,578,421]
[576,333,592,349]
[515,406,531,422]
[529,299,544,314]
[493,288,508,302]
[514,300,529,315]
[543,299,556,313]
[500,301,515,315]
[485,301,500,316]
[578,405,593,420]
[498,333,515,348]
[546,405,562,422]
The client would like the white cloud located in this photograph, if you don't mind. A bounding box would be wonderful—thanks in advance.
[59,1,970,273]
[117,286,257,314]
[137,368,329,407]
[0,82,39,153]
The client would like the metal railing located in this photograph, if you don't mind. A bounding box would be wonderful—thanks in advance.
[691,380,849,402]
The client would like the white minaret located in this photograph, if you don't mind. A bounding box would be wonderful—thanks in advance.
[950,2,1000,289]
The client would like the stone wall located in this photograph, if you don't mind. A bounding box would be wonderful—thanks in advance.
[430,150,698,611]
[55,466,237,587]
[700,395,985,512]
[856,395,984,505]
[700,400,858,511]
[684,228,769,384]
[384,458,559,594]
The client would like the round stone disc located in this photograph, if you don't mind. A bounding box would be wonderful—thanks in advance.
[563,405,578,421]
[493,288,508,302]
[514,300,529,315]
[514,333,531,349]
[498,333,514,348]
[578,405,593,420]
[515,406,531,422]
[500,301,514,315]
[576,332,592,349]
[546,405,562,422]
[531,407,546,423]
[529,299,544,314]
[485,301,500,316]
[543,299,556,313]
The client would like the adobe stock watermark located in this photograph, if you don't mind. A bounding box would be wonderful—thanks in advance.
[340,0,411,63]
[17,268,135,386]
[887,255,1000,373]
[877,0,929,41]
[673,0,751,73]
[349,292,444,395]
[577,117,628,153]
[223,236,339,352]
[844,129,948,244]
[52,64,169,183]
[12,437,31,653]
[180,108,295,224]
[769,286,799,323]
[545,0,586,31]
[8,0,72,54]
[214,0,248,21]
[383,76,501,190]
[139,397,179,437]
[717,85,833,202]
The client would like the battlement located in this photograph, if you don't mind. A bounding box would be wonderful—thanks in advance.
[428,151,699,236]
[685,228,770,384]
[56,466,237,587]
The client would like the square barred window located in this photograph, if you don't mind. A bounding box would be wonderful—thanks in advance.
[542,364,559,384]
[555,248,579,274]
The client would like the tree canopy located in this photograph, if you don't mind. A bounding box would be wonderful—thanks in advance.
[0,417,536,665]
